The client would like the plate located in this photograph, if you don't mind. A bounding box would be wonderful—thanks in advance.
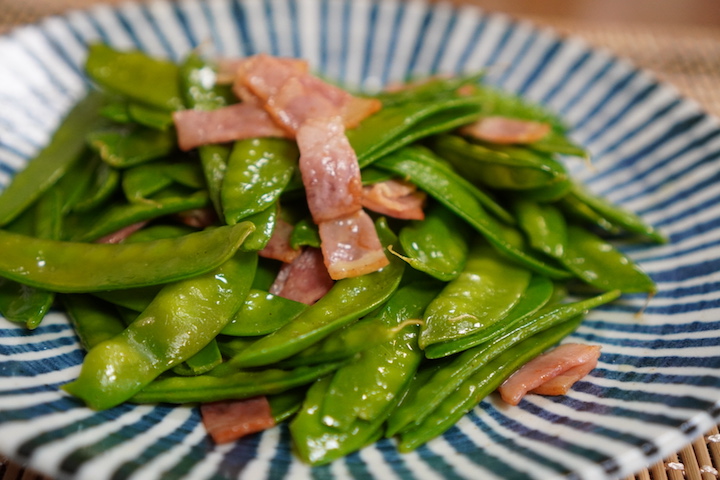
[1,0,720,479]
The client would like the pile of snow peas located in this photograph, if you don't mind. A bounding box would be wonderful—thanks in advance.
[0,44,664,465]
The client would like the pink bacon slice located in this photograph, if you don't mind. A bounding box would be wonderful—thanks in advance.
[361,178,427,220]
[498,343,602,406]
[459,116,551,145]
[269,247,334,305]
[258,218,302,264]
[173,102,290,151]
[200,396,275,444]
[318,209,389,280]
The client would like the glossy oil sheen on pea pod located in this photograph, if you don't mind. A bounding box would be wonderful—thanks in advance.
[0,222,253,292]
[398,203,472,281]
[220,289,307,336]
[0,91,109,227]
[229,218,405,368]
[514,199,567,259]
[560,225,656,293]
[321,281,442,430]
[63,251,257,410]
[420,240,532,349]
[221,138,299,225]
[375,147,571,280]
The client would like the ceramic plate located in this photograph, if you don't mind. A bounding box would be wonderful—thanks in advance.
[1,0,719,479]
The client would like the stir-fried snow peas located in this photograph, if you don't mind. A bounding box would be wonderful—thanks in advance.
[0,45,663,464]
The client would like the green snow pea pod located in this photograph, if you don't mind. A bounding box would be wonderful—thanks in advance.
[419,239,532,349]
[322,281,442,430]
[53,152,101,215]
[557,193,618,233]
[124,224,196,243]
[72,160,120,213]
[0,222,253,293]
[432,134,567,190]
[122,161,204,204]
[560,225,656,293]
[360,166,397,185]
[348,96,482,168]
[252,260,280,291]
[229,218,405,367]
[268,387,307,423]
[240,204,277,252]
[71,188,208,242]
[289,218,320,249]
[179,53,234,215]
[472,84,570,132]
[63,250,257,410]
[0,90,109,227]
[62,295,126,351]
[126,103,174,130]
[87,125,176,169]
[372,72,485,107]
[171,339,223,377]
[389,289,620,437]
[289,375,385,466]
[221,138,299,225]
[514,199,567,259]
[530,130,588,158]
[220,289,307,336]
[517,176,573,202]
[131,360,347,404]
[569,184,666,243]
[397,203,472,281]
[397,316,585,452]
[375,146,571,280]
[277,315,398,368]
[85,43,183,111]
[423,275,554,359]
[92,285,161,313]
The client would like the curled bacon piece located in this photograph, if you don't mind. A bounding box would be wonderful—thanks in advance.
[318,209,389,280]
[361,178,427,220]
[297,116,363,223]
[459,116,551,145]
[258,218,302,264]
[269,247,334,304]
[200,396,275,444]
[497,343,601,406]
[172,102,290,151]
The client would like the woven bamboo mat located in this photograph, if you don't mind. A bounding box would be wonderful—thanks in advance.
[1,1,720,480]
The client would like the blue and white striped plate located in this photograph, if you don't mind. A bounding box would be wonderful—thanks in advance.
[1,1,719,479]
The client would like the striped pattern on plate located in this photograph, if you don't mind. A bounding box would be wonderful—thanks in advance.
[1,0,719,479]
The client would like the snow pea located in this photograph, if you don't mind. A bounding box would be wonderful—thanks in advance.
[375,146,572,280]
[121,161,205,204]
[322,282,442,430]
[0,90,109,227]
[131,360,347,404]
[530,130,588,158]
[87,125,176,169]
[0,222,253,292]
[289,375,385,466]
[560,225,656,293]
[419,239,532,349]
[171,340,223,377]
[268,387,307,423]
[92,286,161,313]
[71,188,208,242]
[126,103,174,130]
[62,295,126,351]
[289,218,320,249]
[569,184,666,243]
[388,289,620,437]
[348,96,482,168]
[63,250,257,410]
[125,224,196,243]
[71,160,120,213]
[240,204,277,252]
[372,72,485,107]
[220,289,307,336]
[432,134,567,190]
[397,203,472,281]
[514,199,567,259]
[229,218,405,367]
[397,315,585,452]
[557,193,618,233]
[423,275,554,359]
[179,53,234,215]
[85,43,183,111]
[221,138,298,225]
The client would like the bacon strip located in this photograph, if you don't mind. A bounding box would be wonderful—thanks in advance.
[498,343,601,406]
[269,247,334,304]
[172,102,290,151]
[235,53,380,134]
[530,361,599,396]
[361,179,426,220]
[258,218,302,264]
[296,116,363,223]
[459,116,551,145]
[318,210,389,280]
[201,396,275,444]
